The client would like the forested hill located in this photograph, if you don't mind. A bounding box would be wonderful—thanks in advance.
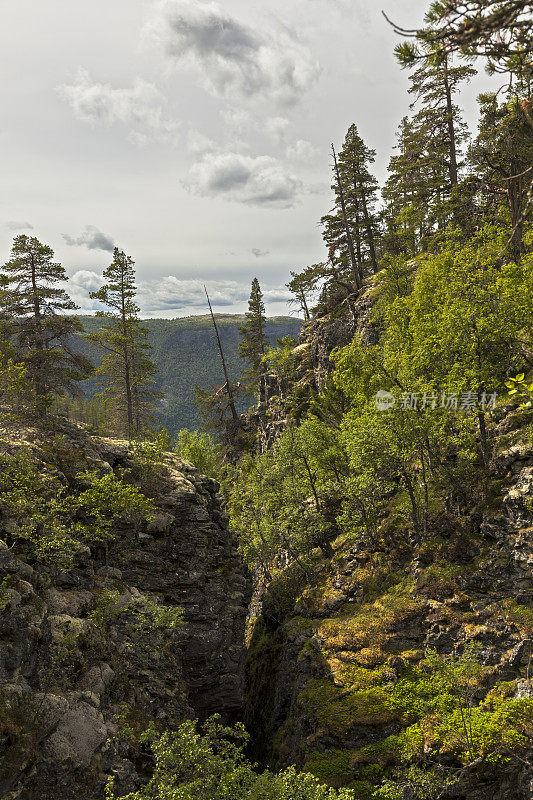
[76,314,302,433]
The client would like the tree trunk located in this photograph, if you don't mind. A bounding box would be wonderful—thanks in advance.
[443,59,458,190]
[360,189,379,273]
[403,469,421,544]
[508,152,525,260]
[205,287,240,424]
[351,169,364,269]
[29,251,45,399]
[299,290,310,320]
[477,411,490,468]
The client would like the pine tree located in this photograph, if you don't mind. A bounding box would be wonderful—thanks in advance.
[286,265,322,320]
[0,235,92,405]
[337,124,381,274]
[87,248,161,438]
[387,50,475,239]
[321,127,381,300]
[393,1,532,88]
[468,92,533,258]
[382,115,439,254]
[238,278,267,392]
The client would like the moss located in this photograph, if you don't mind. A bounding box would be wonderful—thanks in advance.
[346,779,379,798]
[300,678,399,736]
[494,420,533,454]
[285,616,314,636]
[401,649,424,663]
[350,727,425,775]
[298,639,319,661]
[263,560,318,621]
[303,749,356,788]
[500,598,533,636]
[317,581,422,656]
[329,662,395,690]
[480,478,509,512]
[414,560,465,600]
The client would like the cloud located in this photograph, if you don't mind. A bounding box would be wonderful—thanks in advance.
[187,151,302,207]
[65,272,290,316]
[187,129,218,156]
[137,276,290,314]
[62,225,116,252]
[70,270,105,293]
[6,221,33,231]
[147,0,320,106]
[286,139,320,163]
[251,248,269,258]
[265,116,290,142]
[58,68,179,144]
[221,108,250,131]
[66,270,105,312]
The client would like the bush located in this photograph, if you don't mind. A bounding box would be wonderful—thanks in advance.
[106,715,357,800]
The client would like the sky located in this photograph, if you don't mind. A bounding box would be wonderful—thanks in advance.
[0,0,497,318]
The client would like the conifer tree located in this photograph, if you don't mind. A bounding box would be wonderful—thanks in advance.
[338,124,381,274]
[87,248,161,438]
[238,278,267,391]
[286,266,322,320]
[382,115,438,253]
[387,50,475,238]
[321,127,381,299]
[391,1,532,87]
[0,235,91,404]
[468,92,533,258]
[400,52,475,189]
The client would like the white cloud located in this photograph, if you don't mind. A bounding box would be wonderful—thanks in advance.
[70,269,104,293]
[58,68,179,144]
[221,108,250,131]
[286,139,320,164]
[66,270,105,312]
[62,225,116,252]
[147,0,320,106]
[65,271,290,316]
[137,277,290,314]
[251,248,270,258]
[186,129,218,156]
[5,221,34,231]
[265,116,290,142]
[186,151,302,207]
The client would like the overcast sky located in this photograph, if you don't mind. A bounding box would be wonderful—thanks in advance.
[0,0,496,318]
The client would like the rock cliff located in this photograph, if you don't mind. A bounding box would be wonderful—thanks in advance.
[244,409,533,798]
[0,424,251,800]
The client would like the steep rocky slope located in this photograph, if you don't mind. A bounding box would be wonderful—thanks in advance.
[0,425,251,800]
[245,296,378,454]
[244,408,533,798]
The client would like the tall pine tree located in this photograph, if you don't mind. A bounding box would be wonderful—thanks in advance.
[238,278,267,393]
[469,92,533,259]
[338,124,380,274]
[388,49,475,238]
[321,126,381,299]
[0,235,91,406]
[87,248,161,438]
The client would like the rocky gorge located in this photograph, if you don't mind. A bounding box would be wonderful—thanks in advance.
[0,424,251,799]
[0,341,532,799]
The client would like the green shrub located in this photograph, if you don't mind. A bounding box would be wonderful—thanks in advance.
[105,715,357,800]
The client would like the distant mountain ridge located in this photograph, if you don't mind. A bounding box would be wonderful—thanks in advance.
[76,314,303,433]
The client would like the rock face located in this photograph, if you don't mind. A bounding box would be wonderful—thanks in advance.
[244,410,533,798]
[0,426,251,800]
[242,291,379,455]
